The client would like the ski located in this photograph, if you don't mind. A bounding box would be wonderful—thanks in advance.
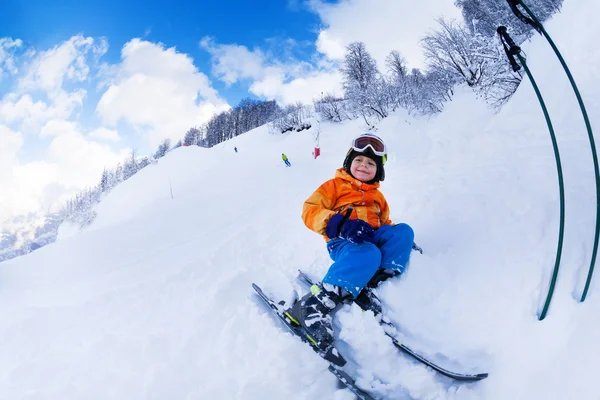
[296,270,489,382]
[251,283,376,400]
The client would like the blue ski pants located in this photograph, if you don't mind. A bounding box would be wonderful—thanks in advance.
[322,223,414,297]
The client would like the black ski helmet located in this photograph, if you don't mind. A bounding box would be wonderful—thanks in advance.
[343,133,387,183]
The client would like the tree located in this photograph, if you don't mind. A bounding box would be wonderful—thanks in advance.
[183,127,201,146]
[385,50,410,110]
[122,149,139,181]
[341,42,390,121]
[199,100,280,147]
[153,138,171,159]
[386,50,408,81]
[315,93,348,122]
[455,0,562,38]
[422,18,488,87]
[99,169,110,193]
[341,42,379,91]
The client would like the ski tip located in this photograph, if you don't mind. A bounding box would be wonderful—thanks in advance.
[463,372,488,381]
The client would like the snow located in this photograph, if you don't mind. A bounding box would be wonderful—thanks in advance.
[1,2,600,399]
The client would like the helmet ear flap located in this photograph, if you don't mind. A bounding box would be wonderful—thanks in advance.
[343,148,354,172]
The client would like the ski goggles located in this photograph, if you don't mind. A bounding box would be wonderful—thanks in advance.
[352,134,387,156]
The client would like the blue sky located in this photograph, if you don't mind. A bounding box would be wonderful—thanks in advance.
[0,0,462,223]
[1,0,324,106]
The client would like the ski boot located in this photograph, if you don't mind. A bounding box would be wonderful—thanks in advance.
[355,268,402,324]
[366,268,400,289]
[354,287,383,316]
[286,283,343,364]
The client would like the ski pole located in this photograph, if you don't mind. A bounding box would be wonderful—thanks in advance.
[497,26,566,321]
[506,0,600,303]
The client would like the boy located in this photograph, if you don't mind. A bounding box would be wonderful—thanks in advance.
[288,133,415,361]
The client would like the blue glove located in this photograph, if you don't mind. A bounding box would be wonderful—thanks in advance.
[326,213,346,239]
[326,213,374,244]
[340,219,375,244]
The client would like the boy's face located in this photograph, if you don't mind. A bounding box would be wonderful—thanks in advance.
[350,155,377,182]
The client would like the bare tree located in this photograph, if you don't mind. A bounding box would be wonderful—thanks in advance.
[341,42,390,122]
[422,18,486,87]
[385,50,410,110]
[315,92,348,122]
[153,138,171,159]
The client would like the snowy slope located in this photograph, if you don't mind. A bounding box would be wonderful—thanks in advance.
[1,2,600,399]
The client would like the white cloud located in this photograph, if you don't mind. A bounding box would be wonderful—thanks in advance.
[0,93,49,124]
[0,123,127,222]
[200,0,462,104]
[0,125,56,220]
[0,91,86,135]
[0,125,23,174]
[1,35,102,136]
[89,127,121,142]
[0,37,23,77]
[40,119,79,137]
[250,69,343,104]
[96,39,230,147]
[0,34,127,222]
[200,37,266,85]
[47,131,127,189]
[314,30,346,61]
[201,38,343,105]
[19,35,104,94]
[309,0,463,70]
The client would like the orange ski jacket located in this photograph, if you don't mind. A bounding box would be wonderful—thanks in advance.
[302,168,392,241]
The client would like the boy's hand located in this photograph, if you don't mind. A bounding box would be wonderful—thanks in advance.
[326,213,346,239]
[339,219,375,244]
[326,214,374,244]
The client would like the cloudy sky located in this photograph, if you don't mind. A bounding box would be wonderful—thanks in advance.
[0,0,461,223]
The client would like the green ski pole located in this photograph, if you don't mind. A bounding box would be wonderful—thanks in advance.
[497,26,566,321]
[507,0,599,302]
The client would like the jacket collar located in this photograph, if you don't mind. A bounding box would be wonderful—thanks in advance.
[335,168,380,190]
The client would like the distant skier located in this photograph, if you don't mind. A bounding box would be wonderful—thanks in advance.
[234,147,238,153]
[281,153,291,167]
[288,133,417,355]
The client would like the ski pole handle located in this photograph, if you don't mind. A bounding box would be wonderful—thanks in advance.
[497,26,520,53]
[412,242,423,254]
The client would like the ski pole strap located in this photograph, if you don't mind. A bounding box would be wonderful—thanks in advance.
[497,26,522,72]
[412,242,423,254]
[506,0,541,33]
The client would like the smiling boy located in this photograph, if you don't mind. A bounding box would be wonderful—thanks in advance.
[287,133,416,363]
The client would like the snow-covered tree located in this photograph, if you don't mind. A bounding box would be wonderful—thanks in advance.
[315,93,349,122]
[422,18,487,87]
[183,127,201,146]
[153,139,171,159]
[99,169,110,193]
[341,42,390,122]
[455,0,562,39]
[421,18,520,107]
[122,149,139,181]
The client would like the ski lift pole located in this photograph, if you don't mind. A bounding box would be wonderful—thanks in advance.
[497,26,566,321]
[507,0,600,302]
